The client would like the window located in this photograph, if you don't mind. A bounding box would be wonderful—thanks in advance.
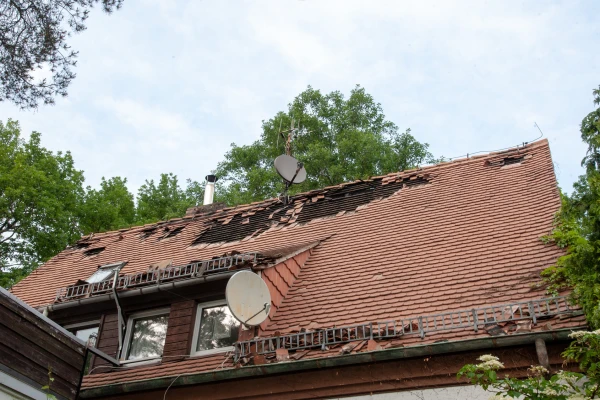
[86,262,123,283]
[74,326,99,346]
[65,321,99,374]
[191,301,241,356]
[122,308,170,363]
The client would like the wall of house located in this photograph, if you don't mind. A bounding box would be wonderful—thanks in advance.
[85,341,573,400]
[162,300,196,363]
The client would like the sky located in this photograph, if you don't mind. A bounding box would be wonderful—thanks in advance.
[1,0,598,195]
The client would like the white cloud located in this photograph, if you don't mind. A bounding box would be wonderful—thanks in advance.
[0,0,597,197]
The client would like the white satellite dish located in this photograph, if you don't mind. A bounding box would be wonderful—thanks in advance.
[226,270,272,326]
[274,154,307,184]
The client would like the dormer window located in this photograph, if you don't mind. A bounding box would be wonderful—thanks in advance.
[86,262,123,283]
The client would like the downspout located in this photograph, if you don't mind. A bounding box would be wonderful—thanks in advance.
[111,265,127,358]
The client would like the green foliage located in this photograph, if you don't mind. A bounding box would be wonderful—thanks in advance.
[136,173,203,224]
[542,85,600,329]
[0,0,123,109]
[0,119,84,287]
[79,177,135,234]
[0,119,205,288]
[41,366,57,400]
[215,85,437,206]
[581,86,600,172]
[458,331,600,399]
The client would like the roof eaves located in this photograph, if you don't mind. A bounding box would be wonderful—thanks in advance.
[78,328,581,399]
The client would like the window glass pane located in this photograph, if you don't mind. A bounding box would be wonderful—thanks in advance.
[75,326,98,347]
[127,314,169,360]
[72,326,98,375]
[196,305,240,352]
[87,268,115,283]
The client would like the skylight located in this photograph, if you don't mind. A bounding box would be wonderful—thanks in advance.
[86,262,122,283]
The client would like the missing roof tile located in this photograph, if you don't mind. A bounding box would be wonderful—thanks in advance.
[83,247,105,258]
[72,242,92,250]
[192,176,429,246]
[485,155,526,167]
[162,226,184,239]
[139,227,157,240]
[503,156,525,165]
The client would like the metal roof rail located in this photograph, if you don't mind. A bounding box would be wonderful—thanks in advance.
[234,296,577,361]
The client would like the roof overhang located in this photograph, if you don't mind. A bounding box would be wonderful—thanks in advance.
[79,328,582,398]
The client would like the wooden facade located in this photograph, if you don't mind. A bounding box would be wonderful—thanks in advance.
[0,287,87,400]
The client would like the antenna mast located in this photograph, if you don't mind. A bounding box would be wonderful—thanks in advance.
[274,118,307,205]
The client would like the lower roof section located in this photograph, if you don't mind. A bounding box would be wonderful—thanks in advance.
[79,329,582,399]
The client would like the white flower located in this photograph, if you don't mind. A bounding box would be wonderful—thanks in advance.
[479,360,505,370]
[542,388,559,396]
[528,365,549,375]
[478,354,499,362]
[556,370,580,384]
[568,331,589,339]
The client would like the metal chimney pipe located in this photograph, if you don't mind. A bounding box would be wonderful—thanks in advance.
[203,175,217,205]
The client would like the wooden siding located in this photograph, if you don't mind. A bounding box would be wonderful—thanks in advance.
[0,289,86,400]
[162,300,196,362]
[259,248,312,333]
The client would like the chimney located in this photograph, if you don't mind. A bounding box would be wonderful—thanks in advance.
[203,175,217,205]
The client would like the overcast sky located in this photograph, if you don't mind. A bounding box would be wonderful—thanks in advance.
[1,0,598,195]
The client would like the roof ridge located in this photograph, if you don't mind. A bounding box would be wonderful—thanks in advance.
[75,139,547,241]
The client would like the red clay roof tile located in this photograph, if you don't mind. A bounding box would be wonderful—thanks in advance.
[8,139,586,389]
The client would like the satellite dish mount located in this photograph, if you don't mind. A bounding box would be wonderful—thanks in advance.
[275,119,307,204]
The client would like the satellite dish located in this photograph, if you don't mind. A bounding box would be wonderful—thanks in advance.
[274,155,307,184]
[226,270,272,326]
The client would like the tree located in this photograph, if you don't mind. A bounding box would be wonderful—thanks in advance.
[215,85,437,206]
[136,173,203,224]
[78,176,135,234]
[0,119,84,287]
[0,0,123,109]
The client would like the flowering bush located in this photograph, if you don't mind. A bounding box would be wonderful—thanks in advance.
[457,331,600,399]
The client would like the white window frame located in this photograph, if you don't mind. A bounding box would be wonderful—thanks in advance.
[191,300,239,357]
[121,307,170,365]
[86,262,124,283]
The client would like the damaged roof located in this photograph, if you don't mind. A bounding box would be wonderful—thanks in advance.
[9,139,587,390]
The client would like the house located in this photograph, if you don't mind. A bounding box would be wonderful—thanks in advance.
[9,139,586,399]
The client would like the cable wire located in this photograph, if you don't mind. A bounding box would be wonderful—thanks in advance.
[444,124,545,161]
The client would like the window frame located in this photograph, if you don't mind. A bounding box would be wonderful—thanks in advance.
[64,321,100,375]
[121,307,170,365]
[86,262,124,283]
[191,300,239,357]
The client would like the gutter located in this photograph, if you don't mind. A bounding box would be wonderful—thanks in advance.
[79,328,581,398]
[42,271,236,312]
